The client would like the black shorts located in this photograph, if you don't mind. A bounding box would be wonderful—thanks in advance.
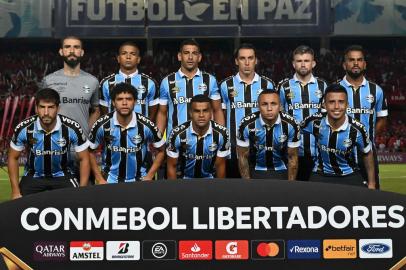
[251,169,288,180]
[309,171,366,187]
[19,175,79,196]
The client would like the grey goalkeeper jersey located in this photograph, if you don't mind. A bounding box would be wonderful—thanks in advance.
[41,69,99,136]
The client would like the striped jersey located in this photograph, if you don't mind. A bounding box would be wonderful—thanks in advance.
[89,111,165,183]
[278,74,327,157]
[301,112,372,176]
[166,120,230,179]
[339,77,388,140]
[159,69,221,136]
[220,73,275,157]
[99,70,159,116]
[237,111,300,171]
[10,115,89,178]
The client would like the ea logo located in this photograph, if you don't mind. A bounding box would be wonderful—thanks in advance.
[226,242,238,255]
[152,243,167,259]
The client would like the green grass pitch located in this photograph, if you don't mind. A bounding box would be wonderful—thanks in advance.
[0,164,405,202]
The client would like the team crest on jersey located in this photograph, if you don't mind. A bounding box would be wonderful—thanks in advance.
[208,143,217,151]
[343,139,352,147]
[56,138,67,147]
[287,92,295,99]
[230,89,238,98]
[131,134,143,144]
[198,83,207,92]
[171,86,180,93]
[315,89,323,98]
[137,85,146,94]
[83,85,91,93]
[366,94,374,103]
[278,134,287,143]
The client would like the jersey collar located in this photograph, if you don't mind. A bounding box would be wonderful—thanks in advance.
[236,72,259,85]
[325,114,349,132]
[259,113,281,127]
[36,115,62,134]
[119,70,139,78]
[190,121,213,138]
[178,68,201,79]
[342,76,367,87]
[113,111,137,129]
[293,73,316,84]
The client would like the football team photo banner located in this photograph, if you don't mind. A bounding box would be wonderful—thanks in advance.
[0,180,405,270]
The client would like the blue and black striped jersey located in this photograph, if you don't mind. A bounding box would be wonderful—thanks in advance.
[220,73,275,157]
[237,111,300,171]
[159,69,221,136]
[99,70,159,116]
[278,74,327,157]
[339,77,388,140]
[10,115,88,178]
[166,120,230,179]
[302,112,372,176]
[89,112,165,183]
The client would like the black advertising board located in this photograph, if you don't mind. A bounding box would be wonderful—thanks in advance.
[0,179,404,269]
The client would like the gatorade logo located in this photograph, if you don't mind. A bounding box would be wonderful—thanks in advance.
[323,239,357,259]
[215,240,248,260]
[251,240,285,260]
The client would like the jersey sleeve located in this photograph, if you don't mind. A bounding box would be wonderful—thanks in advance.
[159,78,169,106]
[278,84,287,112]
[217,129,231,158]
[70,126,89,152]
[266,79,275,90]
[209,75,221,101]
[219,80,229,110]
[376,85,388,117]
[147,78,159,106]
[166,131,180,158]
[88,124,104,150]
[236,124,250,147]
[147,123,165,148]
[90,79,100,107]
[356,125,372,154]
[10,128,27,151]
[288,122,301,148]
[99,80,110,108]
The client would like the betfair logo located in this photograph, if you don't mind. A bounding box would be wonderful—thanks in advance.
[0,247,33,270]
[323,239,357,259]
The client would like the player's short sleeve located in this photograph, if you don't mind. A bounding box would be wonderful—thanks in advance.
[288,122,300,148]
[147,78,159,106]
[209,75,221,101]
[99,80,111,108]
[219,80,229,110]
[88,123,105,150]
[159,78,169,105]
[70,125,89,152]
[277,83,287,111]
[90,78,100,107]
[236,124,250,147]
[145,122,165,148]
[217,129,231,158]
[166,131,180,158]
[356,124,372,154]
[10,128,27,152]
[376,85,388,117]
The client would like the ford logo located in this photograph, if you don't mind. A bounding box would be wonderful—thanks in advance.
[361,243,390,254]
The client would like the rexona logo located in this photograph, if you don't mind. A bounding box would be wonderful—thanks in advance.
[215,240,249,260]
[323,239,356,259]
[33,241,67,262]
[359,239,393,259]
[142,240,177,260]
[179,240,212,260]
[106,241,140,261]
[287,240,321,259]
[69,241,104,261]
[251,240,285,260]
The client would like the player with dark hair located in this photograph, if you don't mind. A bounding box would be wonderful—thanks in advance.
[278,45,327,181]
[220,43,275,178]
[8,88,90,199]
[89,83,165,183]
[167,94,230,179]
[156,39,224,138]
[338,45,388,189]
[99,41,159,121]
[301,84,376,188]
[237,90,300,180]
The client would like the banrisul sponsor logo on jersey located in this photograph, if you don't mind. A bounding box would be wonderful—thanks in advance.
[287,240,321,259]
[106,241,140,261]
[359,239,393,259]
[70,241,103,261]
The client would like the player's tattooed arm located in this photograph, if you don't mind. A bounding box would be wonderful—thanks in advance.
[287,147,298,181]
[237,146,251,179]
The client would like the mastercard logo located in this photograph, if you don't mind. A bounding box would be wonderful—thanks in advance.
[251,240,285,260]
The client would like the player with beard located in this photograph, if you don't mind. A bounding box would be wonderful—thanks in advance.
[278,45,327,181]
[89,83,165,183]
[41,36,99,182]
[338,45,388,189]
